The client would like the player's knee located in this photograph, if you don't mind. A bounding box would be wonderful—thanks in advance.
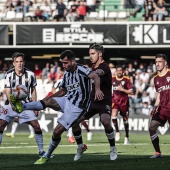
[32,124,41,132]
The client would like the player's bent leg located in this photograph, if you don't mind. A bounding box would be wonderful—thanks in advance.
[149,120,162,158]
[0,120,8,144]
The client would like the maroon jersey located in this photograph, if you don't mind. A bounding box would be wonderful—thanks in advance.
[90,62,112,105]
[112,76,133,107]
[154,69,170,110]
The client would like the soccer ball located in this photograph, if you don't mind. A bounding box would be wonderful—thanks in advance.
[12,85,28,100]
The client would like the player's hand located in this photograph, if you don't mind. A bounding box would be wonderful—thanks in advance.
[117,84,123,91]
[34,110,39,117]
[150,105,159,117]
[95,89,104,101]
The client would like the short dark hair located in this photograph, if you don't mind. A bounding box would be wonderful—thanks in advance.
[155,54,167,61]
[89,42,104,55]
[60,50,75,60]
[116,65,123,70]
[12,52,25,62]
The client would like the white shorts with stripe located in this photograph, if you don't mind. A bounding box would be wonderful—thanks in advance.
[0,104,37,124]
[53,96,85,130]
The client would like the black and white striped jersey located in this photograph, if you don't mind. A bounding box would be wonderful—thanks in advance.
[4,67,37,102]
[61,64,91,110]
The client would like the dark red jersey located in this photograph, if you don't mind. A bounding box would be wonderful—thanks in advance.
[90,62,112,105]
[112,76,133,107]
[154,69,170,110]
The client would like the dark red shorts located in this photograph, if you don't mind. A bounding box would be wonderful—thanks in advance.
[152,107,170,126]
[112,103,129,119]
[84,102,111,120]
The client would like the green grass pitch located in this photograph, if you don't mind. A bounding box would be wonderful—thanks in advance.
[0,132,170,170]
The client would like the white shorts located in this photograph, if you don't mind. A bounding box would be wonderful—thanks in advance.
[53,96,85,130]
[0,104,37,124]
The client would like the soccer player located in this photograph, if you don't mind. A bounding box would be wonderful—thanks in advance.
[111,65,133,144]
[71,43,118,161]
[149,54,170,158]
[0,52,47,157]
[11,50,103,164]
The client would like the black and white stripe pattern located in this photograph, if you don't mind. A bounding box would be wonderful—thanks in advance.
[4,67,37,102]
[61,64,91,110]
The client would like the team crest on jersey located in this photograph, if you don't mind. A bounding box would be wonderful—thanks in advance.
[166,77,170,82]
[121,81,125,86]
[25,78,29,82]
[156,81,159,84]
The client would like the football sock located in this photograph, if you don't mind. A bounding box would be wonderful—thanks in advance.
[105,128,115,147]
[22,101,44,111]
[73,129,83,145]
[0,132,3,144]
[35,132,44,153]
[81,121,90,132]
[44,137,61,158]
[112,117,119,132]
[150,132,161,153]
[11,122,18,135]
[28,124,35,136]
[67,127,73,138]
[124,121,129,138]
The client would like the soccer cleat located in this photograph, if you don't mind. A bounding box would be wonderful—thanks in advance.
[150,152,163,158]
[68,136,75,143]
[87,132,93,141]
[34,156,49,164]
[6,133,14,138]
[124,137,130,145]
[115,132,120,141]
[28,134,35,138]
[10,94,23,113]
[74,144,87,161]
[39,151,54,159]
[110,146,117,160]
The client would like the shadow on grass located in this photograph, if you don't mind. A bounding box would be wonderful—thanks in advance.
[0,153,170,170]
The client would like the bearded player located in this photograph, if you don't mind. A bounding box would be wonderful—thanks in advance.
[149,54,170,158]
[111,65,133,144]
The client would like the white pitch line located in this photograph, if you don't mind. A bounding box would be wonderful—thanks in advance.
[1,143,170,149]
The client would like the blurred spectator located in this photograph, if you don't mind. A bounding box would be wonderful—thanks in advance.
[86,0,96,13]
[34,64,42,79]
[42,62,50,81]
[109,63,116,77]
[4,0,14,13]
[34,6,44,21]
[66,0,78,22]
[22,0,31,15]
[142,102,152,115]
[48,66,58,83]
[77,0,87,21]
[130,0,145,17]
[54,0,67,21]
[143,0,155,21]
[43,1,52,20]
[139,69,150,87]
[153,0,168,21]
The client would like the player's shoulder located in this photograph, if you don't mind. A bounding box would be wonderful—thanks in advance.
[6,68,14,75]
[123,75,130,80]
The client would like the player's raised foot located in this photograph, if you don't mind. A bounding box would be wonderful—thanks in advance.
[150,152,163,158]
[74,144,87,161]
[110,146,117,160]
[34,156,49,165]
[39,151,54,158]
[6,133,14,138]
[10,94,23,113]
[115,132,120,141]
[28,134,35,138]
[87,132,93,141]
[124,137,130,145]
[68,136,75,143]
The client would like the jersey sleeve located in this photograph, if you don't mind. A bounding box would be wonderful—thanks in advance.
[4,72,11,88]
[30,73,37,87]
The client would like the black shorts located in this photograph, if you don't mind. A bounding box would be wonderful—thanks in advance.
[84,102,111,120]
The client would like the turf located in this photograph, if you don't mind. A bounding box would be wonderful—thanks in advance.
[0,132,170,170]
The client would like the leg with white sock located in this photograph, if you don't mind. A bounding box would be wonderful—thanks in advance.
[149,120,162,158]
[101,113,117,160]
